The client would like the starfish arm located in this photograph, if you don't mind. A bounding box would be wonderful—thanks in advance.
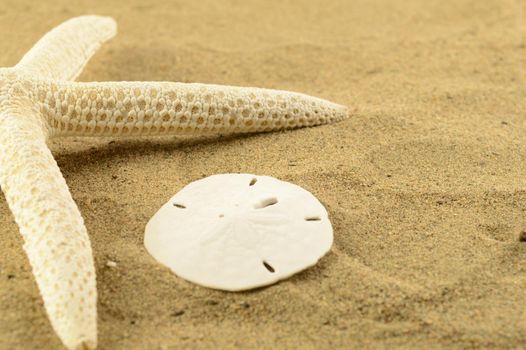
[0,112,97,349]
[15,16,116,81]
[36,81,348,137]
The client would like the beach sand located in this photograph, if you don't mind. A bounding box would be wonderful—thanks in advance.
[2,0,526,348]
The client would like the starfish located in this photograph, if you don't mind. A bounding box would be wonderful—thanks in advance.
[0,15,347,349]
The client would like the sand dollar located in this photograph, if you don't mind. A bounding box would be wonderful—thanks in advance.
[144,173,333,291]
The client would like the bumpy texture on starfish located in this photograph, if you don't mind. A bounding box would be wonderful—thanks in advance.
[0,15,347,349]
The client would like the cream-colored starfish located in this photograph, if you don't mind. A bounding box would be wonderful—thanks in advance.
[0,15,347,349]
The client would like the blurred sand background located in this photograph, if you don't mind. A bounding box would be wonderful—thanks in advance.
[2,0,526,348]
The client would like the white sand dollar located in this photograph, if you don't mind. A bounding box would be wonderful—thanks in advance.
[144,173,333,291]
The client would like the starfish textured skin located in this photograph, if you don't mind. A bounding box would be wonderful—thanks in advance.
[0,15,347,350]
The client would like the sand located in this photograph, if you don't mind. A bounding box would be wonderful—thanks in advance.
[1,0,526,349]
